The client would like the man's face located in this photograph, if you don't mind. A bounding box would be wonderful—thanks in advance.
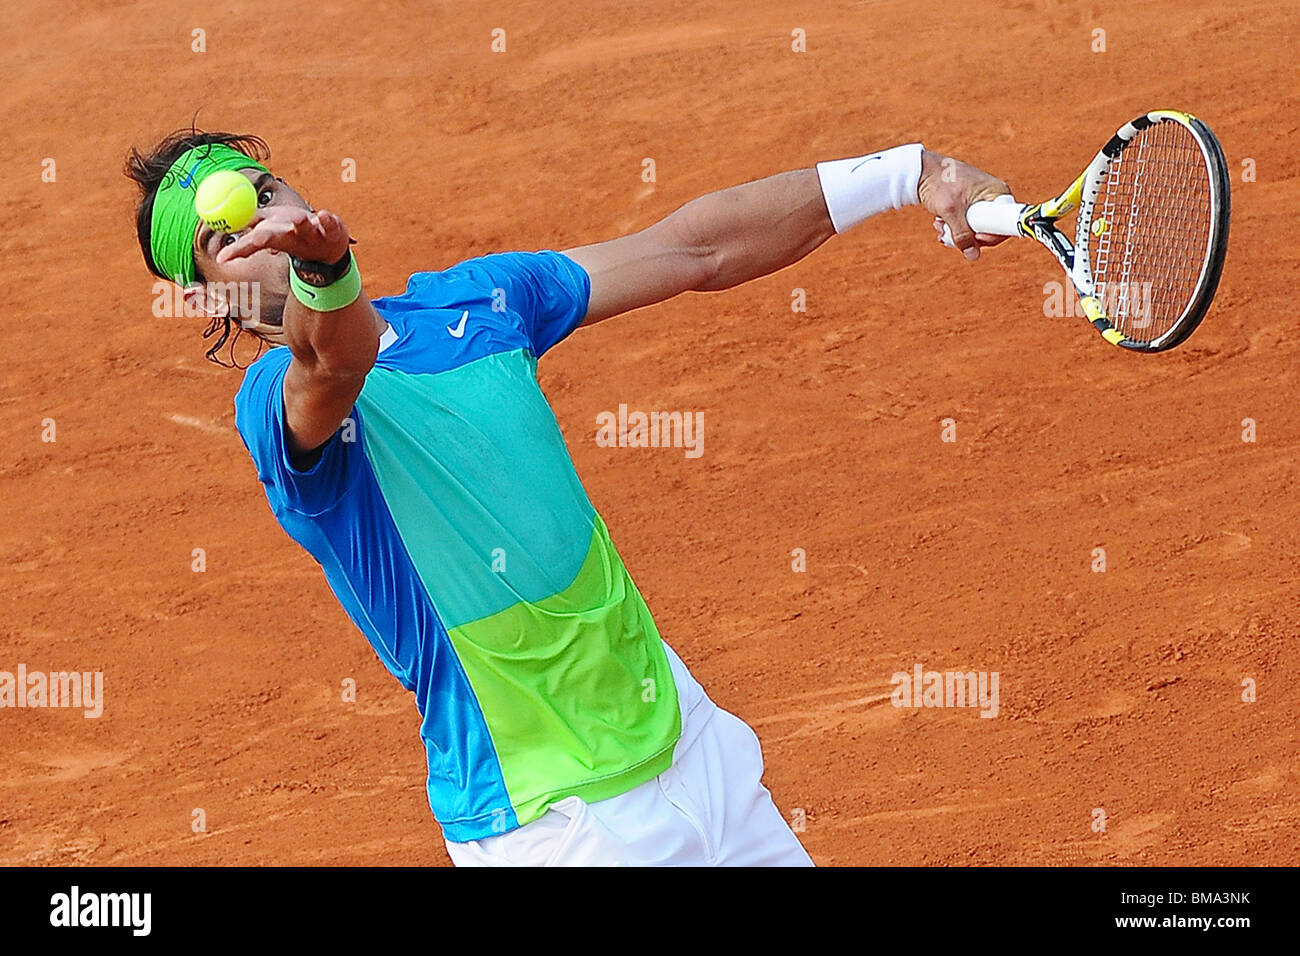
[186,168,312,330]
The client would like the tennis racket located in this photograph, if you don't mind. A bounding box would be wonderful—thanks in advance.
[942,110,1230,352]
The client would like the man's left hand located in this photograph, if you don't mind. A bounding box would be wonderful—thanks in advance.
[918,149,1012,261]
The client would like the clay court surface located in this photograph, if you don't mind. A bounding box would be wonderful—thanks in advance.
[2,0,1297,866]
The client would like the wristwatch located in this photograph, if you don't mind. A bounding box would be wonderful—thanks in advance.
[290,247,354,287]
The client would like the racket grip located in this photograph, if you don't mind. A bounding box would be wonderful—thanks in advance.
[939,195,1028,247]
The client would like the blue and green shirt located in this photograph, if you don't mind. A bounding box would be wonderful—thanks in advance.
[233,251,681,842]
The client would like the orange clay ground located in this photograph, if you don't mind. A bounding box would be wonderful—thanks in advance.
[1,0,1296,865]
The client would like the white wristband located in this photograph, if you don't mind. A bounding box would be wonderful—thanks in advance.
[816,143,923,234]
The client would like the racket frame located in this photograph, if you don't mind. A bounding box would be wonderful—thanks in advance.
[998,110,1231,352]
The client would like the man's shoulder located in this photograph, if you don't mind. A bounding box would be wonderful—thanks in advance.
[374,252,574,308]
[370,260,473,317]
[235,344,291,396]
[233,345,292,435]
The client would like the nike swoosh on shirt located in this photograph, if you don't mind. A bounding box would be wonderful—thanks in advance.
[849,155,883,174]
[446,310,469,338]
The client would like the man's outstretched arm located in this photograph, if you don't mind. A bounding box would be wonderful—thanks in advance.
[564,145,1010,326]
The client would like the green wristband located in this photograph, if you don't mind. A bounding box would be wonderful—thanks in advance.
[289,255,363,311]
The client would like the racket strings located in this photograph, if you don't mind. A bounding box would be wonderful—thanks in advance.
[1093,120,1214,343]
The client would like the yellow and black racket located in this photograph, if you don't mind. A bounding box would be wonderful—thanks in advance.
[944,110,1231,352]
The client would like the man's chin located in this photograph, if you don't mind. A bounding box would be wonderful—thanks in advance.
[240,299,287,332]
[240,316,282,330]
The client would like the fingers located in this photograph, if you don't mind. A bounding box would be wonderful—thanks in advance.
[921,152,1015,261]
[940,205,981,261]
[311,209,332,238]
[315,209,347,245]
[932,218,1011,251]
[216,208,307,263]
[971,179,1013,205]
[215,207,348,264]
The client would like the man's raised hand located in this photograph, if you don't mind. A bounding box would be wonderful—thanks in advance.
[216,206,350,265]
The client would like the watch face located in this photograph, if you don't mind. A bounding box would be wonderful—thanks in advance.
[293,262,333,287]
[293,252,350,287]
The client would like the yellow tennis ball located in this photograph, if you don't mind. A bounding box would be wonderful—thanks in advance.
[194,170,258,233]
[1092,217,1109,236]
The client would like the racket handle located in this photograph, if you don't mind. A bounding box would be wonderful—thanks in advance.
[939,195,1028,247]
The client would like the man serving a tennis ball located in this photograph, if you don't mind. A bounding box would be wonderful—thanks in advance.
[125,128,1008,866]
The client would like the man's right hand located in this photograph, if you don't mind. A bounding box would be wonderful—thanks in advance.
[216,205,351,266]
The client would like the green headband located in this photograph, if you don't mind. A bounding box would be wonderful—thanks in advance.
[150,144,269,286]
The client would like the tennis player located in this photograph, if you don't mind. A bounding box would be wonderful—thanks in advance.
[125,128,1007,866]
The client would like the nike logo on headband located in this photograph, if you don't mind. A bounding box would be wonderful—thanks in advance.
[178,160,203,189]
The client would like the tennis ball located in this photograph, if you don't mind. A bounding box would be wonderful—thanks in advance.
[1092,217,1109,236]
[194,170,258,234]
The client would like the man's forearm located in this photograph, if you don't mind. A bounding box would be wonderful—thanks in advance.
[279,278,387,459]
[282,247,385,377]
[283,290,384,378]
[668,168,835,292]
[658,141,927,292]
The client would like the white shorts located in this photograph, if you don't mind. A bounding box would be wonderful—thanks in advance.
[444,644,814,867]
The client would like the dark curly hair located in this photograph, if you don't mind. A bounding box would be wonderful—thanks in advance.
[124,119,273,367]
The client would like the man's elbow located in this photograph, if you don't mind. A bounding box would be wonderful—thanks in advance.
[666,200,725,292]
